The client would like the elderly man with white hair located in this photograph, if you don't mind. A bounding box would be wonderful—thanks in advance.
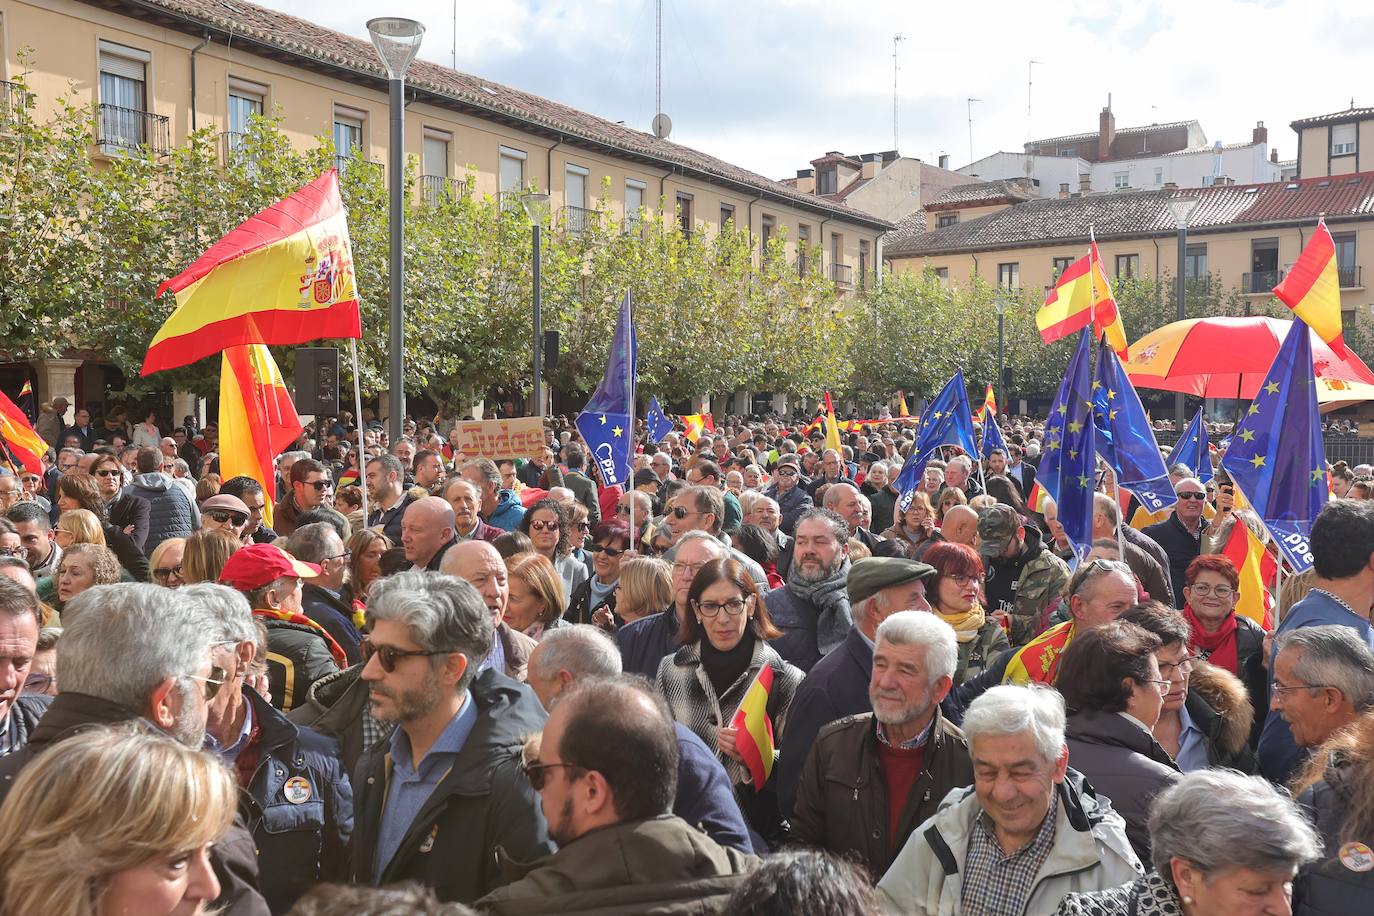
[876,685,1141,915]
[939,454,983,500]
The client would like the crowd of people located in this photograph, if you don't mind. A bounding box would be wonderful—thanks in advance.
[1,401,1373,915]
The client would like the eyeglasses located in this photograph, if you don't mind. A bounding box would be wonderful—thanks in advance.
[1157,655,1200,678]
[324,550,352,563]
[530,520,560,532]
[94,469,123,479]
[668,506,697,520]
[523,760,583,791]
[1187,583,1234,598]
[695,597,748,617]
[361,638,451,673]
[205,509,248,526]
[586,543,626,557]
[573,521,590,531]
[152,564,183,582]
[186,666,228,701]
[776,467,799,477]
[1139,677,1173,695]
[673,560,707,577]
[23,672,52,693]
[1272,682,1330,700]
[1176,492,1207,501]
[946,573,979,586]
[304,479,332,490]
[615,505,633,515]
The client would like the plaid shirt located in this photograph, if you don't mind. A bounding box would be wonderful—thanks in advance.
[960,797,1059,916]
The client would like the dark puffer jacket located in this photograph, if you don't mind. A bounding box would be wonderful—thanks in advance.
[254,611,342,713]
[124,471,198,556]
[1296,750,1374,916]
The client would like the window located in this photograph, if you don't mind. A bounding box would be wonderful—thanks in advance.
[226,79,264,153]
[1333,124,1357,157]
[761,214,775,252]
[1115,254,1139,278]
[997,262,1020,289]
[625,180,645,227]
[1051,256,1074,281]
[98,41,150,152]
[499,145,526,198]
[937,213,959,228]
[420,130,450,204]
[1334,232,1358,287]
[720,203,736,228]
[818,169,837,195]
[934,267,949,282]
[564,164,589,211]
[333,110,363,173]
[1342,308,1358,326]
[797,224,810,274]
[859,240,870,286]
[1184,244,1207,279]
[676,192,693,238]
[1113,172,1130,189]
[1154,168,1164,185]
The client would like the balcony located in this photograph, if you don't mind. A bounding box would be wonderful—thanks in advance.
[1340,265,1364,290]
[832,262,854,288]
[1242,269,1283,296]
[96,103,171,157]
[420,174,465,206]
[563,204,594,235]
[334,155,383,180]
[1,80,32,130]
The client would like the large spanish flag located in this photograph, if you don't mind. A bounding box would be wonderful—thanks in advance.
[1037,242,1128,358]
[0,389,47,475]
[1221,517,1278,629]
[143,170,361,375]
[731,664,776,788]
[1273,220,1345,356]
[218,345,303,528]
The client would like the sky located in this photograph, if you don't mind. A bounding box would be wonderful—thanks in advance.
[258,0,1373,182]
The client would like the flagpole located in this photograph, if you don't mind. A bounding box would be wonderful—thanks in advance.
[350,338,370,524]
[624,292,637,546]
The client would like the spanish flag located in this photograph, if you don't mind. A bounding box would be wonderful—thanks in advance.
[974,384,996,423]
[731,664,776,788]
[0,388,48,475]
[143,170,361,375]
[16,380,34,424]
[1221,518,1278,629]
[1273,220,1346,356]
[681,413,714,444]
[823,391,843,453]
[898,392,911,418]
[1037,242,1128,358]
[1002,619,1075,684]
[1026,481,1051,515]
[218,345,303,528]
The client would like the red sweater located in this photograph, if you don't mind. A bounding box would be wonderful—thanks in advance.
[876,741,926,842]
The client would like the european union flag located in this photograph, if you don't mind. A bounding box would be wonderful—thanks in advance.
[1038,330,1097,558]
[644,396,673,444]
[1166,408,1213,483]
[574,292,637,488]
[895,370,978,506]
[1093,342,1177,514]
[1220,318,1327,572]
[981,414,1009,463]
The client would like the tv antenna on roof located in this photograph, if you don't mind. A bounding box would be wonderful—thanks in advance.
[893,34,905,152]
[652,0,671,138]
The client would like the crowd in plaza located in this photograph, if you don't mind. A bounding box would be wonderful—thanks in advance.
[2,401,1374,915]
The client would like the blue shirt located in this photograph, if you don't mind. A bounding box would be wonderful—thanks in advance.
[1174,703,1209,773]
[374,693,477,876]
[480,631,507,676]
[204,695,255,762]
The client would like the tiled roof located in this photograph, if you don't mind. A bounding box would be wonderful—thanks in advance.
[886,172,1374,257]
[103,0,892,229]
[1028,120,1199,148]
[926,179,1033,209]
[1291,107,1374,129]
[1162,141,1261,158]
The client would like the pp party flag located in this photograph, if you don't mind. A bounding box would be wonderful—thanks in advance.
[575,292,637,488]
[0,388,47,475]
[981,411,1009,463]
[894,371,978,506]
[16,380,34,424]
[218,345,303,529]
[1221,516,1278,629]
[1036,330,1097,559]
[681,414,714,444]
[822,392,843,453]
[1166,408,1213,484]
[1220,318,1328,573]
[731,664,777,789]
[644,396,673,444]
[1273,220,1346,355]
[897,391,911,418]
[143,170,361,375]
[1037,241,1129,358]
[1093,342,1177,515]
[974,383,996,422]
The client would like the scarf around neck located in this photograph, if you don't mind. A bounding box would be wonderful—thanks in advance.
[938,605,987,643]
[788,557,853,656]
[1183,604,1239,674]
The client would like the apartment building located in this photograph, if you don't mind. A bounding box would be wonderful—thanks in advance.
[780,149,972,226]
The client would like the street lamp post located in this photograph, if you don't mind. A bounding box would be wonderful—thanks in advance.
[994,290,1007,416]
[521,192,551,417]
[367,17,425,445]
[1166,195,1201,426]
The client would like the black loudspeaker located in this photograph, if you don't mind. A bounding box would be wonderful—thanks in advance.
[543,330,560,371]
[1001,367,1013,393]
[295,348,339,416]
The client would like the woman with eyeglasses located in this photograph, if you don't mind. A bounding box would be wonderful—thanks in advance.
[517,497,587,610]
[23,627,61,698]
[74,457,150,559]
[504,551,569,640]
[1121,602,1257,773]
[922,542,1010,684]
[566,500,594,575]
[148,536,186,589]
[881,491,941,558]
[55,543,122,616]
[1180,555,1268,723]
[655,557,803,843]
[1057,619,1182,864]
[565,521,630,629]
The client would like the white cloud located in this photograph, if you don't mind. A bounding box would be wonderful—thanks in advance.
[259,0,1373,181]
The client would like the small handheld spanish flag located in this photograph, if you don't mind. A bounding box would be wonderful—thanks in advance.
[731,664,776,789]
[974,384,996,423]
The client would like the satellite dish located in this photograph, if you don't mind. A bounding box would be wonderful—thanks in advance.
[652,113,673,139]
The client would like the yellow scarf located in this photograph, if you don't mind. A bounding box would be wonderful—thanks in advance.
[938,605,986,644]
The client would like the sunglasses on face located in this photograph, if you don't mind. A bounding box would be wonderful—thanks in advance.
[586,543,626,557]
[305,479,332,490]
[152,564,184,582]
[187,666,228,701]
[523,760,582,791]
[361,638,450,672]
[777,467,798,477]
[1177,492,1207,500]
[530,520,560,532]
[95,469,122,478]
[668,506,697,520]
[206,509,247,526]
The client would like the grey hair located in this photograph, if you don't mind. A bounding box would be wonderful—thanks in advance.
[948,455,973,472]
[285,522,342,565]
[180,582,258,652]
[367,571,493,691]
[962,684,1066,765]
[0,576,39,621]
[1092,491,1120,528]
[1173,475,1203,492]
[876,611,957,686]
[461,458,501,489]
[794,507,850,544]
[531,624,622,687]
[58,584,215,712]
[1148,769,1321,881]
[1277,625,1374,710]
[674,529,728,559]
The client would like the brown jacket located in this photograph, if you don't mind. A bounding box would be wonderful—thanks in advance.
[789,707,972,879]
[497,621,537,682]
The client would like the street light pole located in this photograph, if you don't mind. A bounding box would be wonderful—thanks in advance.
[1166,196,1201,427]
[995,291,1007,414]
[367,17,425,445]
[521,192,551,417]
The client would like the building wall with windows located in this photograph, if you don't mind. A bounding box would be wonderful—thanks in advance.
[1294,108,1374,179]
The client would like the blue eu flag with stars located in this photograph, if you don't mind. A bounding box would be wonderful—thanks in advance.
[644,396,673,444]
[574,292,637,488]
[981,413,1009,464]
[1038,330,1097,559]
[1093,342,1177,515]
[1166,408,1213,484]
[894,370,978,506]
[1220,318,1327,573]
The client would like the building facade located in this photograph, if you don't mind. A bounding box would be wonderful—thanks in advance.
[781,149,972,226]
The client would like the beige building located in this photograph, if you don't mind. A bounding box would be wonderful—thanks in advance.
[780,149,972,229]
[1,0,890,415]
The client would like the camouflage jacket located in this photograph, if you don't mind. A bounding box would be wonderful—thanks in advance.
[1001,544,1072,646]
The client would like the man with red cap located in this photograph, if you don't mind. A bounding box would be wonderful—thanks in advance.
[219,543,346,712]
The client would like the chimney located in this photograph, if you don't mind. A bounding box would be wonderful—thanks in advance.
[861,153,879,180]
[1059,182,1071,199]
[1079,172,1092,193]
[1163,181,1179,190]
[1271,149,1279,164]
[795,168,815,194]
[1253,120,1268,146]
[1098,103,1116,160]
[938,153,950,170]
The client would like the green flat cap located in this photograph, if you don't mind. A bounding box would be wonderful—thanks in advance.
[847,556,936,606]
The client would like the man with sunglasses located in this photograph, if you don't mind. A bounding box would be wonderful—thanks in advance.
[275,458,333,538]
[200,493,252,541]
[351,571,552,904]
[1142,477,1216,607]
[762,453,814,536]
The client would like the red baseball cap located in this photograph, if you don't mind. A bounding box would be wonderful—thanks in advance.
[218,543,320,592]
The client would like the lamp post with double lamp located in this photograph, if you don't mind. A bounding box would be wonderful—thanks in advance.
[1166,195,1201,426]
[366,17,425,445]
[521,192,551,417]
[994,288,1008,415]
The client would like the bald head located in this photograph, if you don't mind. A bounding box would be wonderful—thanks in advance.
[440,539,508,627]
[823,482,865,530]
[401,496,456,567]
[942,505,979,547]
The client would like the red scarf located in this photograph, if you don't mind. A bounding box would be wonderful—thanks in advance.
[1183,604,1239,674]
[253,607,349,667]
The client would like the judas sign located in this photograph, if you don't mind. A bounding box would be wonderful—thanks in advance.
[452,417,545,461]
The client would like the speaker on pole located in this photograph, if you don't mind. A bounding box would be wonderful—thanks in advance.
[295,348,340,417]
[543,330,560,372]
